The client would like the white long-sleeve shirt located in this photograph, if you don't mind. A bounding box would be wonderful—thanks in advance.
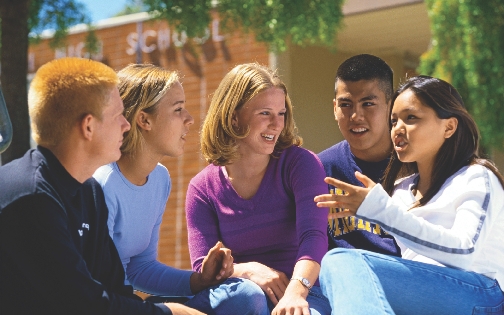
[357,164,504,286]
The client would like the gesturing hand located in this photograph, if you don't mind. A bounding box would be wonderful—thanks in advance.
[233,261,290,305]
[191,241,233,293]
[314,171,376,219]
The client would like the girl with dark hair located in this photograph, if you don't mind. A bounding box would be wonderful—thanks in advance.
[314,75,504,314]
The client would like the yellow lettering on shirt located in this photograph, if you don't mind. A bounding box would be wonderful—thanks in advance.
[327,188,388,238]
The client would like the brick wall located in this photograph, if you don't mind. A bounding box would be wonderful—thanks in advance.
[29,14,270,270]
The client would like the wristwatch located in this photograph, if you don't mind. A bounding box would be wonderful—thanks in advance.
[290,276,312,290]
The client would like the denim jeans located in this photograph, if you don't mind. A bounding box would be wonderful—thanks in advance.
[185,277,331,315]
[185,277,269,315]
[265,285,332,315]
[319,248,504,315]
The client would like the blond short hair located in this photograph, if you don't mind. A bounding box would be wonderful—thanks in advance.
[117,64,180,156]
[28,57,118,147]
[201,63,302,166]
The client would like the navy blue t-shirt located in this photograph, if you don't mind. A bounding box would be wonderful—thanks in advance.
[318,140,401,256]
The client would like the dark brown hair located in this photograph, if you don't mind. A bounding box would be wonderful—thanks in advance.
[382,75,504,207]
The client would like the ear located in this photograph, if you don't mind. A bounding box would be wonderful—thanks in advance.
[444,117,458,139]
[136,110,152,131]
[333,99,338,121]
[80,114,94,141]
[231,110,238,127]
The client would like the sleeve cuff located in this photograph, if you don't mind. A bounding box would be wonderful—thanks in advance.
[356,184,389,218]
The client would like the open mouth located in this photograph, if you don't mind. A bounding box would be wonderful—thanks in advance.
[350,127,368,134]
[394,137,407,148]
[261,133,275,141]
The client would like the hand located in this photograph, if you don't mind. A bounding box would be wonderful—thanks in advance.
[233,262,290,305]
[164,303,207,315]
[271,282,310,315]
[190,241,234,293]
[314,171,376,219]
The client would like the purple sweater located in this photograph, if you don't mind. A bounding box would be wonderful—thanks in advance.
[185,146,328,279]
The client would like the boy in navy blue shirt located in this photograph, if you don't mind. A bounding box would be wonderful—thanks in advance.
[318,54,400,255]
[0,58,205,315]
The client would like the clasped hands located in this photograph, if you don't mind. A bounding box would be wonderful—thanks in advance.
[233,262,312,315]
[190,241,234,294]
[172,242,233,315]
[314,171,376,219]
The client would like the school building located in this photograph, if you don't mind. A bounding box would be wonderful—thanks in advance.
[28,0,433,272]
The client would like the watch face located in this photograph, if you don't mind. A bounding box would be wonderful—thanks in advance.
[302,278,310,286]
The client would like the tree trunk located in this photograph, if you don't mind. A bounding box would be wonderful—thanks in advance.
[0,0,30,164]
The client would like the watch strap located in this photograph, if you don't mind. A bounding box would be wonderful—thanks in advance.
[290,276,312,290]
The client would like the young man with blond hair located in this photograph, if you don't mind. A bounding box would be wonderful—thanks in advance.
[0,58,203,314]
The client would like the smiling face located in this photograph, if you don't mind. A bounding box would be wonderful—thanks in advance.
[334,79,392,162]
[142,82,194,158]
[233,87,286,158]
[391,89,457,170]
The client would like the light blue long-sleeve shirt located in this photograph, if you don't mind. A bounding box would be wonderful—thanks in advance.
[94,162,193,296]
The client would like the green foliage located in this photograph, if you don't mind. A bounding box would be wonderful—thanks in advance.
[143,0,344,52]
[83,25,100,56]
[142,0,213,39]
[28,0,90,48]
[114,0,148,17]
[418,0,504,149]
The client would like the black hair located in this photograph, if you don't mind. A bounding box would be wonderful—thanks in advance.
[382,75,504,208]
[335,54,393,101]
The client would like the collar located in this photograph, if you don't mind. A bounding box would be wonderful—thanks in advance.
[37,145,82,198]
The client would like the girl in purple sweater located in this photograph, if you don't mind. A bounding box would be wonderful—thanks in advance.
[186,63,331,315]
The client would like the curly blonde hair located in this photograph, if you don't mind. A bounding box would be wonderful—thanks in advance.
[28,57,118,147]
[201,63,302,166]
[117,64,180,156]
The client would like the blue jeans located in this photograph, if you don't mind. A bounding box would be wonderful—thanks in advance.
[185,277,331,315]
[319,248,504,315]
[185,277,269,315]
[265,285,332,315]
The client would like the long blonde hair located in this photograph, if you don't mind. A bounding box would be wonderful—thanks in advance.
[117,64,179,156]
[200,63,302,166]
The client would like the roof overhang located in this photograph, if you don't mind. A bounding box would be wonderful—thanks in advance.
[337,0,431,58]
